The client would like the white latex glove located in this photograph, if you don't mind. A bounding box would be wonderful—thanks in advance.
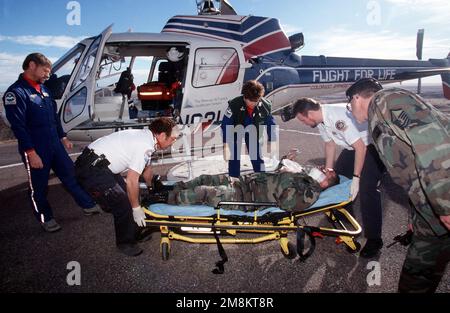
[223,143,231,161]
[132,206,146,227]
[350,176,360,201]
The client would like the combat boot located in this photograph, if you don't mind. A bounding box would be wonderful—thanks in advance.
[117,243,143,257]
[152,175,174,192]
[360,238,383,258]
[152,175,164,192]
[147,191,169,204]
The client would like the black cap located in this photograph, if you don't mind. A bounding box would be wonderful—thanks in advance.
[345,78,383,101]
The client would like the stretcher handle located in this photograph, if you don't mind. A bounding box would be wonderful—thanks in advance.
[217,201,277,207]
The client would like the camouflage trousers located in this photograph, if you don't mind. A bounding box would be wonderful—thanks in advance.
[167,174,244,208]
[398,212,450,293]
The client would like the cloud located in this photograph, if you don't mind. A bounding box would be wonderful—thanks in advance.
[0,52,27,90]
[383,0,450,26]
[0,35,86,49]
[0,52,58,91]
[306,27,450,60]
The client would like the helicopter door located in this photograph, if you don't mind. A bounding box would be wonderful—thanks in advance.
[184,47,243,124]
[60,25,112,132]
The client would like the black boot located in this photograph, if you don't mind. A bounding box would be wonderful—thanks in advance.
[145,191,169,205]
[360,238,383,258]
[152,175,174,192]
[152,175,164,192]
[117,243,143,257]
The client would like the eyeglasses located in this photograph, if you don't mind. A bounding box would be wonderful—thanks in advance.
[346,96,354,112]
[346,102,352,112]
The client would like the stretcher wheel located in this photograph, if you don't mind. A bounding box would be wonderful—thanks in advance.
[161,241,170,261]
[346,240,361,253]
[281,242,297,259]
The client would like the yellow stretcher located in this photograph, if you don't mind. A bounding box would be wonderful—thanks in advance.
[142,177,362,264]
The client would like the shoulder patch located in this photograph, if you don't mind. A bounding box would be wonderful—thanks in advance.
[4,92,17,105]
[391,109,410,129]
[335,120,347,131]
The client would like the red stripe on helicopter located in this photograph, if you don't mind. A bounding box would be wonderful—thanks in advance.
[242,31,291,60]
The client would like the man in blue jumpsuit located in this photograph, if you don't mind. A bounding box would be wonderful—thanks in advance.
[221,80,277,177]
[2,53,100,232]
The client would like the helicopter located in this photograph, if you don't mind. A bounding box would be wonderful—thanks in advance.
[4,0,449,143]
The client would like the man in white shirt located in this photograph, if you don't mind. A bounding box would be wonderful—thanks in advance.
[291,97,386,258]
[75,117,180,256]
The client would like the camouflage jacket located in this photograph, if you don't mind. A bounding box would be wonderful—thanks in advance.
[368,88,450,236]
[237,171,321,212]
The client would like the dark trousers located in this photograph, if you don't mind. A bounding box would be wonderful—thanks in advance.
[228,132,264,178]
[334,144,386,239]
[22,141,95,223]
[398,212,450,293]
[75,150,139,246]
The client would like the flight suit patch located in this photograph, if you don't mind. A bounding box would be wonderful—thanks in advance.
[4,92,16,105]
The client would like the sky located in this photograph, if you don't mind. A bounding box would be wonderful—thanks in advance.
[1,0,449,91]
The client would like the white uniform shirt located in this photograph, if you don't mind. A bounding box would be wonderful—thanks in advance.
[317,103,369,150]
[88,129,156,174]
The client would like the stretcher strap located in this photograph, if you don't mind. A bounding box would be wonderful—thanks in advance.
[211,220,228,274]
[296,227,316,261]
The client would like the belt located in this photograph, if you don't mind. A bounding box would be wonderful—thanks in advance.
[79,147,111,168]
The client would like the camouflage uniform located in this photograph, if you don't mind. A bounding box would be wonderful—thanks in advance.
[368,88,450,293]
[167,172,321,212]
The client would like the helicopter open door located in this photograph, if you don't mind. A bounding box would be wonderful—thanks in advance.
[180,45,245,125]
[59,25,112,132]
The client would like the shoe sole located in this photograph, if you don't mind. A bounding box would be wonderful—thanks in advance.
[119,249,143,257]
[42,226,62,233]
[116,246,143,257]
[359,248,383,259]
[83,211,101,216]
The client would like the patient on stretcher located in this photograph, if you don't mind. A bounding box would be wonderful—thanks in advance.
[153,160,340,213]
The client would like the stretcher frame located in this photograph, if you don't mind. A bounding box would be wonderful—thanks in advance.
[142,199,362,261]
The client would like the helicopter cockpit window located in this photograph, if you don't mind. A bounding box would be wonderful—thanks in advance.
[45,44,84,100]
[193,48,239,88]
[71,35,101,91]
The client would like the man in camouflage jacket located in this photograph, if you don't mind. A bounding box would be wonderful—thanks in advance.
[346,78,450,293]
